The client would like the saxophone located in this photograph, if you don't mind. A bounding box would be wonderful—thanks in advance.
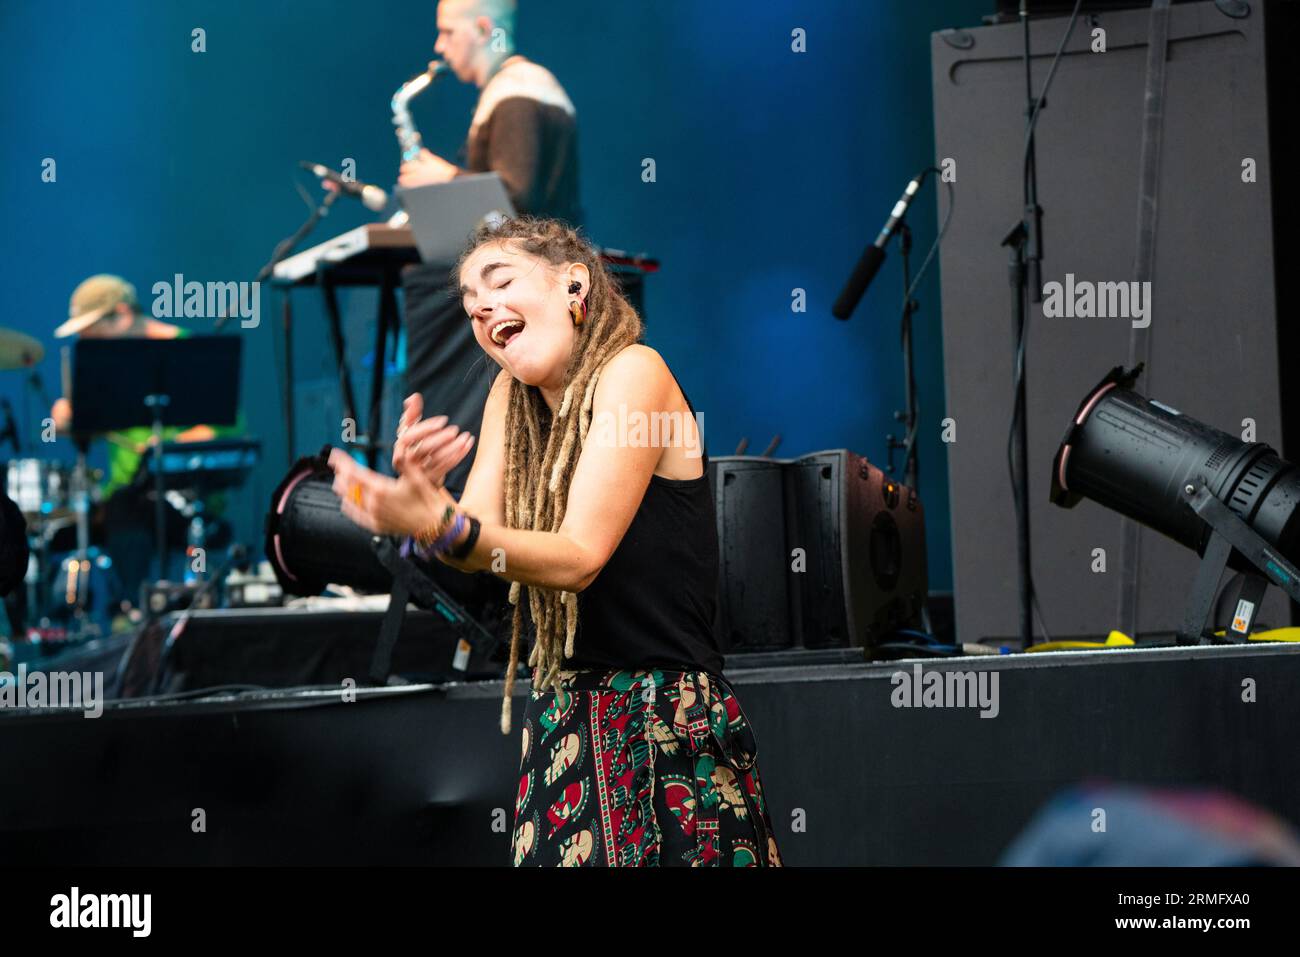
[391,60,448,164]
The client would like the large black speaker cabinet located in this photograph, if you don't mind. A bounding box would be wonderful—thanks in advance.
[710,456,792,650]
[709,450,928,652]
[931,0,1297,642]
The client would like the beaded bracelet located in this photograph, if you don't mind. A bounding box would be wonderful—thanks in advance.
[414,504,457,551]
[404,513,470,562]
[430,511,467,554]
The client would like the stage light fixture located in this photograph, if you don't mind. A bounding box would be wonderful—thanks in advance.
[264,450,392,597]
[262,448,501,684]
[1051,365,1300,643]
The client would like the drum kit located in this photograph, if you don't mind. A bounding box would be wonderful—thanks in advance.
[0,325,111,640]
[0,326,259,642]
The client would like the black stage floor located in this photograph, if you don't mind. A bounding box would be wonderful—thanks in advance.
[3,642,1298,865]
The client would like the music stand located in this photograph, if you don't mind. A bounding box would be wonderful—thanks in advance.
[70,336,241,583]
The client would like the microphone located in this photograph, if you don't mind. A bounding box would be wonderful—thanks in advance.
[832,169,931,320]
[299,161,389,212]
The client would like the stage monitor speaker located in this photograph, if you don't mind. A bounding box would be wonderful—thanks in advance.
[930,0,1296,642]
[709,451,927,652]
[710,456,793,651]
[791,450,928,649]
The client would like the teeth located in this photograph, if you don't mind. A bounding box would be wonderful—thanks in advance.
[490,320,524,346]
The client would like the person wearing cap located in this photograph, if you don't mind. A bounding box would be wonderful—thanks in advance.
[53,274,186,341]
[50,275,220,495]
[49,274,242,599]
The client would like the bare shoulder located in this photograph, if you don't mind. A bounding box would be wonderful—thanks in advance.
[594,344,673,405]
[592,345,700,479]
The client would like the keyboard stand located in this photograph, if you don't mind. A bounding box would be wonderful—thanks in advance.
[270,224,419,469]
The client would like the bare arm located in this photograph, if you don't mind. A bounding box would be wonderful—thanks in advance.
[329,346,674,594]
[439,345,671,591]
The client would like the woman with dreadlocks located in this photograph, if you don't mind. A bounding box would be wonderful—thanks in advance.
[328,216,782,868]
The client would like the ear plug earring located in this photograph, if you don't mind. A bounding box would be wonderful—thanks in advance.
[568,280,586,326]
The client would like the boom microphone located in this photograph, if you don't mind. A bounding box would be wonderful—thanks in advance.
[299,161,389,212]
[832,169,932,320]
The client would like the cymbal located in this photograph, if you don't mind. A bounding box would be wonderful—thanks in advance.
[0,327,44,370]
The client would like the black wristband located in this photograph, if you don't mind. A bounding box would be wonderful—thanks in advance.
[450,516,481,560]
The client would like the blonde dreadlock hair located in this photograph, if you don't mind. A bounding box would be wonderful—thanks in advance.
[456,216,644,735]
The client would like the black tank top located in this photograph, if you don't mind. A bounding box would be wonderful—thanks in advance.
[565,374,724,675]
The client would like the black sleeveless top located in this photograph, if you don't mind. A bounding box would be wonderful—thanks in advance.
[565,375,724,675]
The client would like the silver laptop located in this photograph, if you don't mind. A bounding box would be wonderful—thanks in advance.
[396,173,516,265]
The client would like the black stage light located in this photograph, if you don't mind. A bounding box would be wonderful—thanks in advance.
[264,449,391,596]
[263,449,502,684]
[1051,365,1300,643]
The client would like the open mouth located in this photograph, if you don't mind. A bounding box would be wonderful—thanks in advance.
[489,319,526,347]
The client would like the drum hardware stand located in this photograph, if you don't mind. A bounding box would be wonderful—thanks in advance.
[143,393,170,583]
[60,438,95,637]
[56,342,96,635]
[22,531,40,630]
[18,500,76,632]
[6,371,55,629]
[180,496,210,585]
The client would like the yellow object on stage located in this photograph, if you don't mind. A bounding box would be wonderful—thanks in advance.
[1025,627,1300,651]
[1225,627,1300,643]
[1025,631,1137,652]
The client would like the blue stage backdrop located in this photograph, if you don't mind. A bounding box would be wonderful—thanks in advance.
[1,0,986,593]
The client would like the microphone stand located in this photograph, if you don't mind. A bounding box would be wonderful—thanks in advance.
[218,183,340,468]
[254,187,339,286]
[1001,1,1044,651]
[887,222,920,491]
[887,219,934,639]
[212,183,339,333]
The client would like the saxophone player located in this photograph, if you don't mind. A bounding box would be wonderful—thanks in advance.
[391,0,583,501]
[398,0,581,227]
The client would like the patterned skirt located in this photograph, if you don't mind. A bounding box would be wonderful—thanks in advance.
[511,667,783,867]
